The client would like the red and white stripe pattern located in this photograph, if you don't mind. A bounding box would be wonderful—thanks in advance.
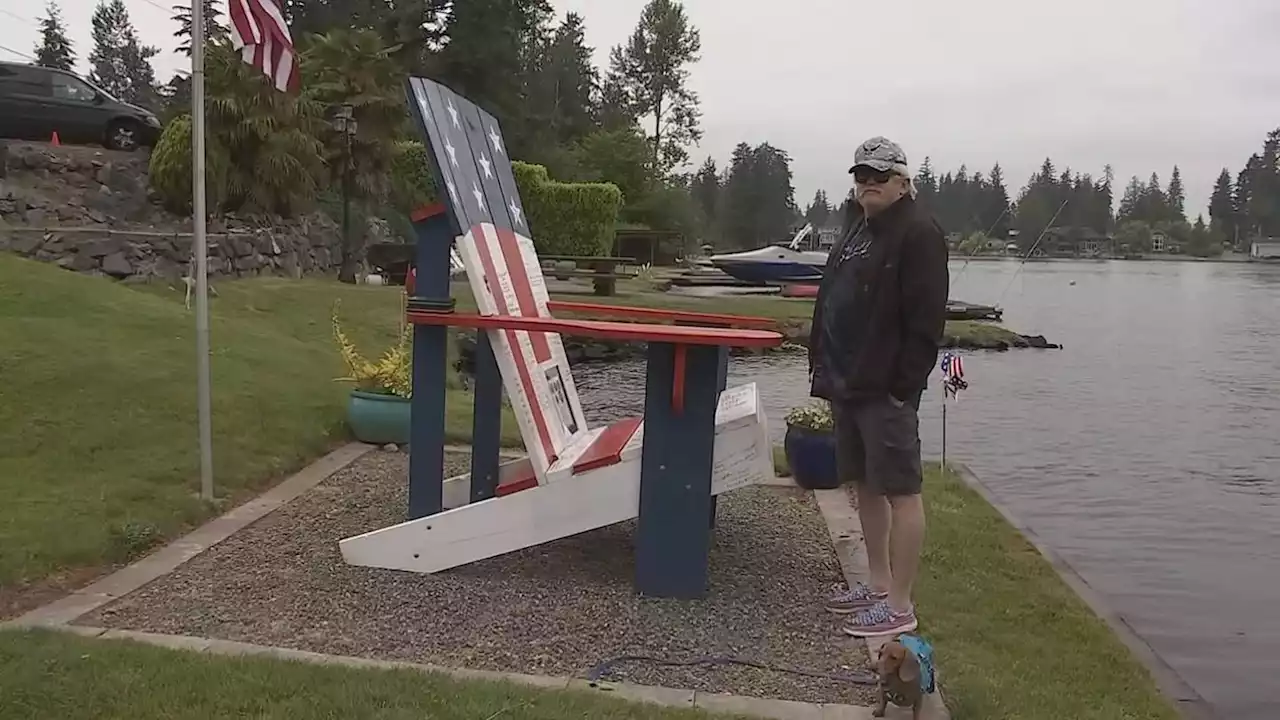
[228,0,299,93]
[457,223,590,479]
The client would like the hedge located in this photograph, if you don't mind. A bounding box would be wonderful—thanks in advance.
[389,140,437,212]
[512,161,622,256]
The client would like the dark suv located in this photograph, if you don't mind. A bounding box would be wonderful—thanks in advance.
[0,61,162,151]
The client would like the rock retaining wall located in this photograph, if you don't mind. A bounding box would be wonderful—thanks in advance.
[0,223,346,281]
[0,141,351,281]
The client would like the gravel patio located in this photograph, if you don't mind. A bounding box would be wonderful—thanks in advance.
[76,449,875,705]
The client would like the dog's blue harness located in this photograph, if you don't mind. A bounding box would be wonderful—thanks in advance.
[899,633,936,694]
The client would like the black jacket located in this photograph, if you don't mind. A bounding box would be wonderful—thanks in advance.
[808,196,949,404]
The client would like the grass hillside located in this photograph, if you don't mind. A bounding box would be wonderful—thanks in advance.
[0,256,516,612]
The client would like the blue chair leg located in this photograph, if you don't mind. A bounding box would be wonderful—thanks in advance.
[408,324,447,519]
[469,331,502,503]
[635,342,721,599]
[709,346,729,530]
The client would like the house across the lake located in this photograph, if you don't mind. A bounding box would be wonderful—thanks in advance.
[1042,227,1113,258]
[1250,238,1280,260]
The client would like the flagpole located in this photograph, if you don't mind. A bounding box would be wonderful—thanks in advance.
[192,0,214,500]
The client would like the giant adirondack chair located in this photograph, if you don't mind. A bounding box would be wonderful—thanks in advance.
[338,77,784,599]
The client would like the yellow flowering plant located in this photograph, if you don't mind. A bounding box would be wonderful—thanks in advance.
[332,301,412,398]
[784,400,834,433]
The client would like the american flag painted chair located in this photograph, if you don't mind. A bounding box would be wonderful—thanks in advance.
[338,77,782,599]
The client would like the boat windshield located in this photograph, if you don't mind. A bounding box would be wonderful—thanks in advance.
[786,224,814,250]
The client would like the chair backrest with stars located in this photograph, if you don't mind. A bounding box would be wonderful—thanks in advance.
[406,75,590,480]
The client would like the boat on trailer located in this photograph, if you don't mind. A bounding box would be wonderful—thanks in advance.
[708,224,828,284]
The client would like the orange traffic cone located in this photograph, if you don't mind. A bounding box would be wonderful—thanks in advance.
[50,131,60,147]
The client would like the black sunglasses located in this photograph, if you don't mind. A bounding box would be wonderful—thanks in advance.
[854,168,895,185]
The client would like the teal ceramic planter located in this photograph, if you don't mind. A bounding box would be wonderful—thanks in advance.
[346,390,411,445]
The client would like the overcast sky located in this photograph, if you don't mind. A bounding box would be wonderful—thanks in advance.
[4,0,1278,216]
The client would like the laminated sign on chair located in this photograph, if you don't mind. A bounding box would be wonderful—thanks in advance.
[337,76,783,599]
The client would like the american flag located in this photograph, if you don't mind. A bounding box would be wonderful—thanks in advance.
[939,352,968,400]
[228,0,299,93]
[405,76,527,239]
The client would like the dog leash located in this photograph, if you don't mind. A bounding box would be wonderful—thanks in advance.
[586,653,881,686]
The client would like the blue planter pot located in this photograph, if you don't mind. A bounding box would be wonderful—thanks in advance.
[784,424,840,490]
[347,390,411,445]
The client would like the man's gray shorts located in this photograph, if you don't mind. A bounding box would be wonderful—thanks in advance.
[831,394,923,496]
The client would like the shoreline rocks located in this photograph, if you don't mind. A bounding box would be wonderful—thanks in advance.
[452,320,1059,371]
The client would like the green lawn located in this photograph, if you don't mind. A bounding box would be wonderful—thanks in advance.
[917,466,1180,720]
[0,629,739,720]
[0,256,518,609]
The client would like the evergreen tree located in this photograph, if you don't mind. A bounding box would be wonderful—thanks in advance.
[1234,162,1255,238]
[34,2,75,71]
[804,189,831,226]
[434,0,554,159]
[689,156,720,241]
[89,0,159,108]
[1187,214,1222,257]
[172,0,228,57]
[690,157,719,217]
[1208,168,1237,247]
[1012,159,1070,250]
[986,163,1012,238]
[570,127,653,206]
[597,75,637,131]
[522,11,599,155]
[914,157,938,208]
[719,143,756,249]
[1166,165,1185,221]
[606,0,702,176]
[1115,176,1141,222]
[1226,128,1280,241]
[720,142,796,249]
[545,13,599,142]
[1099,164,1115,231]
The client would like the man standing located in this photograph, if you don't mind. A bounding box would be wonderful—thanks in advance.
[809,137,949,637]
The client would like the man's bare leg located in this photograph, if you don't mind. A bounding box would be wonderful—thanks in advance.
[887,493,926,612]
[856,481,894,593]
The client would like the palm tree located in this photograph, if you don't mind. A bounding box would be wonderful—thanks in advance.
[301,29,407,282]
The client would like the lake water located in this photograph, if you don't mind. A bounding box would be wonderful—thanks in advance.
[572,259,1280,719]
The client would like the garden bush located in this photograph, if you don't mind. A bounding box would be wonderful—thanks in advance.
[148,114,230,214]
[389,140,438,212]
[512,161,621,256]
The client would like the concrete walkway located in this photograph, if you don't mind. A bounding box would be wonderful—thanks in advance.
[5,443,949,720]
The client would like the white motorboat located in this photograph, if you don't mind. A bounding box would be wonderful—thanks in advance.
[708,224,829,284]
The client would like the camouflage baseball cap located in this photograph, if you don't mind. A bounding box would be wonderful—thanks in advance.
[848,136,909,174]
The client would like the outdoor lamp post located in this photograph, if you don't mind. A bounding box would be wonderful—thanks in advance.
[332,104,358,281]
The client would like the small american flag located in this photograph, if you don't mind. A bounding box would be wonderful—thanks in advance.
[228,0,299,93]
[939,352,968,400]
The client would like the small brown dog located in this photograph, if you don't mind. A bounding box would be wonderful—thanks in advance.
[873,637,924,719]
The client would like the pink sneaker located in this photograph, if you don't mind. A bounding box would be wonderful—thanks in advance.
[824,582,888,614]
[842,600,917,638]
